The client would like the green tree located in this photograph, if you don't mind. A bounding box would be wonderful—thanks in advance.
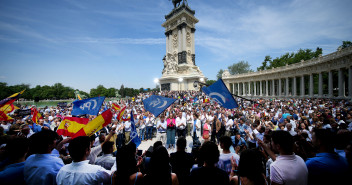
[227,61,253,75]
[206,80,216,86]
[216,69,224,79]
[257,55,272,71]
[337,40,352,50]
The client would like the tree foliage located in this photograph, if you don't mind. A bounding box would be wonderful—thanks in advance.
[206,80,216,86]
[257,48,322,71]
[217,61,253,79]
[337,40,352,50]
[227,61,253,75]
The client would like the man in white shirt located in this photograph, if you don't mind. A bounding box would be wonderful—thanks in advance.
[124,120,131,144]
[56,136,111,185]
[270,130,308,185]
[225,116,234,136]
[156,115,167,144]
[176,112,186,137]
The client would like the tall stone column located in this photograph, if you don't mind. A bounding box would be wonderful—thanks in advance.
[232,83,235,94]
[286,77,289,96]
[272,79,275,96]
[177,27,182,56]
[301,76,305,97]
[248,82,251,96]
[338,68,345,97]
[328,71,333,97]
[260,81,263,96]
[318,73,323,97]
[243,83,246,96]
[293,77,297,97]
[349,66,352,98]
[254,81,257,96]
[309,74,314,97]
[266,80,269,96]
[191,28,195,54]
[182,26,186,52]
[278,79,282,97]
[237,83,240,96]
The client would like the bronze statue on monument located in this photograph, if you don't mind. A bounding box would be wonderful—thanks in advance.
[170,0,188,9]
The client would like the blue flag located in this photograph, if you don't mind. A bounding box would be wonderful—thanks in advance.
[143,95,176,117]
[71,97,105,116]
[129,111,141,147]
[202,79,238,109]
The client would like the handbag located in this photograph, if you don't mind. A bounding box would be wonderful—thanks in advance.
[203,132,209,139]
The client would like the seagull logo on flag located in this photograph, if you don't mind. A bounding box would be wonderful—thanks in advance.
[143,95,176,117]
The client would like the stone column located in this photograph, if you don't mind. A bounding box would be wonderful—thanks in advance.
[328,71,333,97]
[278,79,282,97]
[254,81,257,96]
[266,80,269,96]
[309,74,314,97]
[177,27,182,54]
[248,82,251,96]
[301,75,305,97]
[243,83,246,96]
[260,81,263,96]
[286,77,289,96]
[293,77,296,97]
[232,83,235,94]
[318,73,323,97]
[272,79,275,96]
[338,68,345,97]
[182,27,186,52]
[349,66,352,98]
[237,83,240,96]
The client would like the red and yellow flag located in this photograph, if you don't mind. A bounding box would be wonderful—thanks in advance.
[73,109,113,138]
[0,90,25,108]
[31,108,43,124]
[117,106,126,121]
[0,111,13,121]
[111,103,121,112]
[57,117,90,137]
[0,103,19,114]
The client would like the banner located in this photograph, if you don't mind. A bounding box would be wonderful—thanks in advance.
[202,79,238,109]
[16,109,31,116]
[142,95,176,117]
[71,97,105,116]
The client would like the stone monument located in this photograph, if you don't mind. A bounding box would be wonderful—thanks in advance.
[159,1,206,91]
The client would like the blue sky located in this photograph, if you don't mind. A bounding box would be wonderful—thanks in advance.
[0,0,351,92]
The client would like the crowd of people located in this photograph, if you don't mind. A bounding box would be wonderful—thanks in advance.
[0,90,352,185]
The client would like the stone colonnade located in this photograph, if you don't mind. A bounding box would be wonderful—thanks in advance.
[222,47,352,99]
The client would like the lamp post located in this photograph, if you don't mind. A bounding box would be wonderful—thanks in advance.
[154,78,161,92]
[178,77,183,91]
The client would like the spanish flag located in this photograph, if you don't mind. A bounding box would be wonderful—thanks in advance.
[0,103,19,114]
[57,117,90,137]
[0,111,13,121]
[0,90,25,108]
[73,109,113,138]
[203,98,209,103]
[117,106,126,121]
[31,108,43,124]
[111,103,121,112]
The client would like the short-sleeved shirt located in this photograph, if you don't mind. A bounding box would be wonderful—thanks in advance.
[270,154,308,185]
